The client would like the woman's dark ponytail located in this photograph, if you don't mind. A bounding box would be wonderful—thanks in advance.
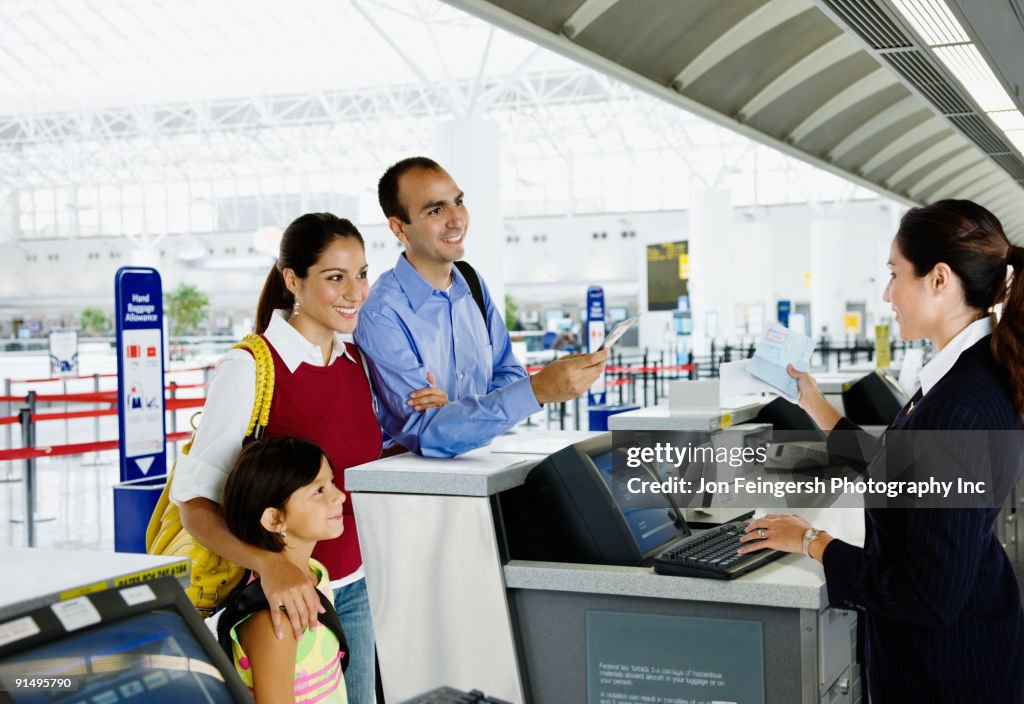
[993,244,1024,416]
[252,213,365,335]
[255,266,294,335]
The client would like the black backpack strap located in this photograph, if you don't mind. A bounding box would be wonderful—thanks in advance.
[454,260,490,344]
[217,576,350,673]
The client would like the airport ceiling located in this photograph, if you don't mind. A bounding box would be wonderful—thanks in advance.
[443,0,1024,239]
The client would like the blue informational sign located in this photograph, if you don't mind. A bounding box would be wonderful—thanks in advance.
[586,286,606,407]
[114,267,167,483]
[777,299,792,328]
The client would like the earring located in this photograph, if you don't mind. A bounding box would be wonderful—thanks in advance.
[291,298,300,317]
[280,528,287,539]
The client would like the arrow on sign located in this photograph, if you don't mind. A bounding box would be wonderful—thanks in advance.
[135,456,154,475]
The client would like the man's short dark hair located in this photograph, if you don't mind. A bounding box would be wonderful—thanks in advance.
[378,156,443,223]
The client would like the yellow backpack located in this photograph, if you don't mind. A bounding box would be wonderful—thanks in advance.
[146,334,276,616]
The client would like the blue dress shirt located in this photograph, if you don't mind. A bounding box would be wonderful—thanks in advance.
[354,254,541,457]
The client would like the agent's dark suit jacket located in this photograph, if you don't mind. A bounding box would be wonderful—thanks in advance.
[822,336,1024,702]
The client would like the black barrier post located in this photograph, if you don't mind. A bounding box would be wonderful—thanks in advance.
[642,351,649,407]
[653,351,661,406]
[21,391,37,547]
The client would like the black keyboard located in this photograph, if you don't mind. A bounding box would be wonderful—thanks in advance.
[401,687,512,704]
[653,521,784,579]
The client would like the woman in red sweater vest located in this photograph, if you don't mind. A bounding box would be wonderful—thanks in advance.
[171,213,447,703]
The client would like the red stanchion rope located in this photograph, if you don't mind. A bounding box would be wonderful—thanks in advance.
[0,398,206,426]
[0,430,193,462]
[10,365,214,385]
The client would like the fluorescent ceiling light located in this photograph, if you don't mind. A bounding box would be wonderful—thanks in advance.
[891,0,969,46]
[1006,131,1024,156]
[933,44,1017,112]
[988,111,1024,131]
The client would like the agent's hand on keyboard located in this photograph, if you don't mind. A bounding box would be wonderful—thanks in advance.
[738,513,812,555]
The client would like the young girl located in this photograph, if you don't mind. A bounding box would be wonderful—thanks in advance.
[221,436,348,704]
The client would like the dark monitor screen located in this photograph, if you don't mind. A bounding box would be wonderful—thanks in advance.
[842,369,908,425]
[0,577,251,703]
[500,434,689,567]
[589,450,684,554]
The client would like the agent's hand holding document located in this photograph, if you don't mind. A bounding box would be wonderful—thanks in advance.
[745,323,815,402]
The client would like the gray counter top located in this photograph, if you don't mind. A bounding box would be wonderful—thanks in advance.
[1,548,190,619]
[503,507,866,611]
[608,402,764,432]
[346,431,599,496]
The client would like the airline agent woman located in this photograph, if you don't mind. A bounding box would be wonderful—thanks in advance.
[171,213,447,704]
[740,200,1024,702]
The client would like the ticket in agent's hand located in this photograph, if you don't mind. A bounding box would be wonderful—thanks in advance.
[745,322,815,402]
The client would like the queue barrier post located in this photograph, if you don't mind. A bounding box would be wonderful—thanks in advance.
[113,474,167,553]
[587,404,640,431]
[1,378,20,483]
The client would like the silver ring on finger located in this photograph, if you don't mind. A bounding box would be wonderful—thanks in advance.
[758,528,766,540]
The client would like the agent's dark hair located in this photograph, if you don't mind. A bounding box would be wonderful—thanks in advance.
[255,213,364,334]
[378,156,444,223]
[896,199,1024,415]
[222,436,332,552]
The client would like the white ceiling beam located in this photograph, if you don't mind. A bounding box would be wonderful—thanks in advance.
[672,0,808,90]
[739,34,860,121]
[987,193,1021,218]
[908,152,985,200]
[561,0,621,38]
[921,159,995,201]
[980,183,1021,209]
[859,117,948,175]
[828,95,923,161]
[961,177,1016,204]
[788,68,897,142]
[885,134,969,188]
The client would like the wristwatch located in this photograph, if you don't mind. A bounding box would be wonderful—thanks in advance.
[802,528,821,557]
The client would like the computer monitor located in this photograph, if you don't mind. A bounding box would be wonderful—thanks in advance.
[499,434,689,567]
[842,369,908,425]
[751,397,826,442]
[0,576,252,703]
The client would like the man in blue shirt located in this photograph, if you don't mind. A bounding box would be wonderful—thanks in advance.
[354,156,609,457]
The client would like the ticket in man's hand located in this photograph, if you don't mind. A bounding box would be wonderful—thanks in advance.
[598,314,642,351]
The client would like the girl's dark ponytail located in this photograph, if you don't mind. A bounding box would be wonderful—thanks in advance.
[255,265,293,335]
[993,244,1024,416]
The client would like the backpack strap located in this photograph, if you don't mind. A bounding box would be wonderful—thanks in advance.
[217,575,350,673]
[454,260,490,344]
[231,334,275,441]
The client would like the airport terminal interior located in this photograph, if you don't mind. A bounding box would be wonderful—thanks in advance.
[2,0,1024,702]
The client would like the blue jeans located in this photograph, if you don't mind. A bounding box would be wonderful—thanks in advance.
[334,577,375,704]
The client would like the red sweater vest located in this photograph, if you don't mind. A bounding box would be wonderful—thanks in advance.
[261,337,382,579]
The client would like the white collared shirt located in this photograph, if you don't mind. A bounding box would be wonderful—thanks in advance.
[918,316,993,397]
[169,311,367,584]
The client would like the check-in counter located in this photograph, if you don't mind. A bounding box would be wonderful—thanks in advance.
[605,401,764,433]
[0,549,254,702]
[348,431,865,704]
